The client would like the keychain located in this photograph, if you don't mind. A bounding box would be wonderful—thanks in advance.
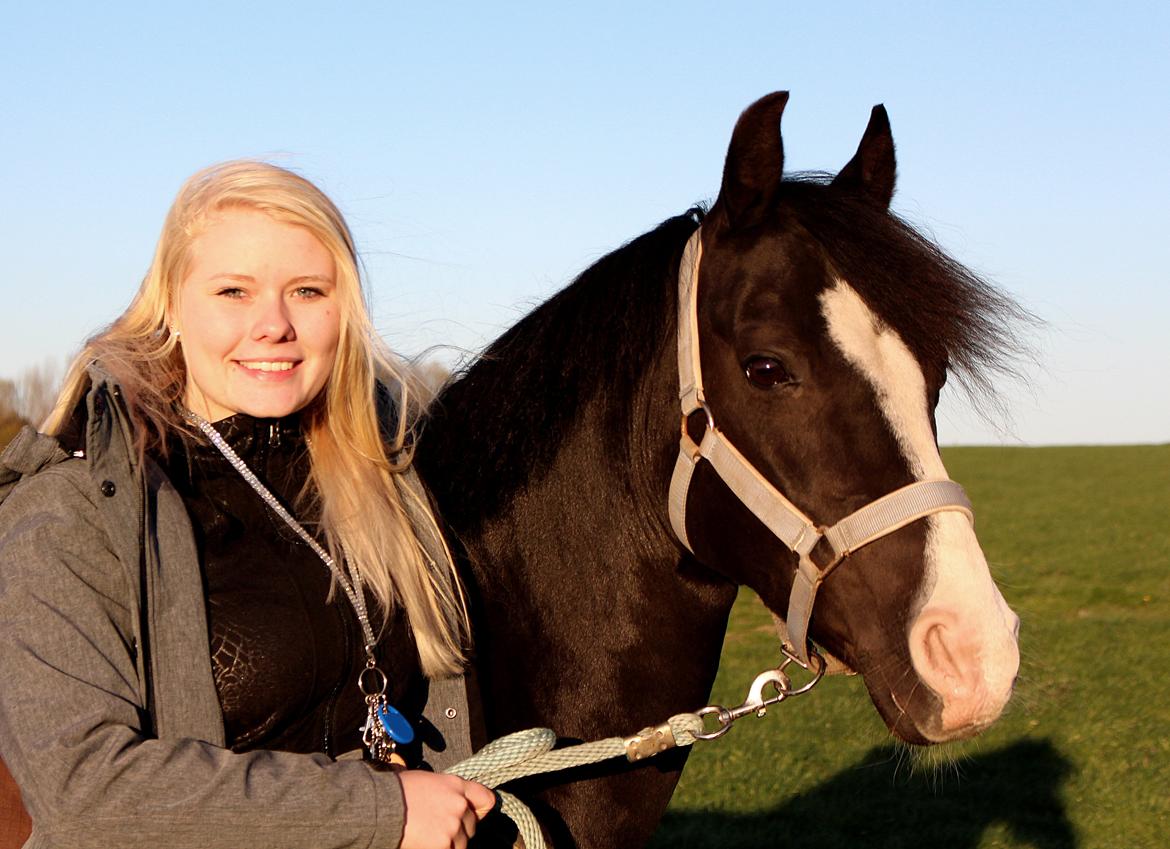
[359,662,415,769]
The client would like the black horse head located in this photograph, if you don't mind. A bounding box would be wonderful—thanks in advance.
[680,92,1021,744]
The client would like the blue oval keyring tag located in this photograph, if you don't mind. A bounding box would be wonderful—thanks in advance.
[377,702,415,745]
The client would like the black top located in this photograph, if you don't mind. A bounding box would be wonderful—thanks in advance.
[161,413,425,758]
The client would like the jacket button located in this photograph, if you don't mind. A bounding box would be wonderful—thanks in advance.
[445,708,458,719]
[100,480,116,497]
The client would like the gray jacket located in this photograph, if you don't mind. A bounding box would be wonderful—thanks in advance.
[0,364,473,848]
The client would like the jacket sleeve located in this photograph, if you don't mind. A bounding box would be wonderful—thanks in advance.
[0,464,405,849]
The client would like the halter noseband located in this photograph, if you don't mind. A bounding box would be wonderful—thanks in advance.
[667,227,975,665]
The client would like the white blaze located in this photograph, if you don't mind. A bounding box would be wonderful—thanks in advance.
[820,279,1018,737]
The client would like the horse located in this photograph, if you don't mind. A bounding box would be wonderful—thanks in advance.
[416,91,1024,848]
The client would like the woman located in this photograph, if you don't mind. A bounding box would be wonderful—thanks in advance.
[0,161,495,848]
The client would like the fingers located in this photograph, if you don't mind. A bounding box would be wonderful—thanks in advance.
[464,780,497,819]
[398,772,497,849]
[460,806,479,844]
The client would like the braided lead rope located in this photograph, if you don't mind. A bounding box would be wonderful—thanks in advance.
[446,715,706,849]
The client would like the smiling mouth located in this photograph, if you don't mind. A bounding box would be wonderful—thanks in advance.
[238,360,298,372]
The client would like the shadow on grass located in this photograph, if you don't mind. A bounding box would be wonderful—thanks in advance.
[650,737,1075,849]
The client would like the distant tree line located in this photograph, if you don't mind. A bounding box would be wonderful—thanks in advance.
[0,361,62,451]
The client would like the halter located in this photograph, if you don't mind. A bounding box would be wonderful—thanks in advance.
[667,227,975,665]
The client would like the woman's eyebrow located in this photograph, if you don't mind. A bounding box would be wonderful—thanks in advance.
[287,274,335,285]
[204,273,334,284]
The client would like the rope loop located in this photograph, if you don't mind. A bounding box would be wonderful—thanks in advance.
[446,716,704,848]
[444,660,819,846]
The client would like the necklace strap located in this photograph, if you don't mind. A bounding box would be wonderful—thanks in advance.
[185,411,378,657]
[186,411,418,763]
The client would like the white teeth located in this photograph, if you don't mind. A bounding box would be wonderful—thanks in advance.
[240,361,295,372]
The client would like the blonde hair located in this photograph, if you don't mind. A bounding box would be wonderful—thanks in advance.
[46,160,469,677]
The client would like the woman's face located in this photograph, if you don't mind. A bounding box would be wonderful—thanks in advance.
[175,207,342,422]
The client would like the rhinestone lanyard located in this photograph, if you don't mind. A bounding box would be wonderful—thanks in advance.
[185,411,415,766]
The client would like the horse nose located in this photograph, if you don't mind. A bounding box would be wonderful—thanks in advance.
[908,606,1019,740]
[909,609,979,701]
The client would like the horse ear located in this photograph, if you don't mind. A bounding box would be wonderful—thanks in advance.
[715,91,790,229]
[832,104,896,208]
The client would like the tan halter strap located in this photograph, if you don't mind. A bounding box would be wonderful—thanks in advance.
[667,227,975,664]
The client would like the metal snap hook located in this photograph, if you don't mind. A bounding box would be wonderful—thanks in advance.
[691,653,826,743]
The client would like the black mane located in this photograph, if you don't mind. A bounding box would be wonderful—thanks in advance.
[777,173,1033,405]
[421,210,702,526]
[422,177,1031,527]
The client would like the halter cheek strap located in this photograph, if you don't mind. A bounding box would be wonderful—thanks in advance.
[667,228,975,666]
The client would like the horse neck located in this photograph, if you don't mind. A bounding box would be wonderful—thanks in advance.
[457,355,738,736]
[417,249,739,735]
[504,358,675,554]
[419,219,695,569]
[447,333,684,594]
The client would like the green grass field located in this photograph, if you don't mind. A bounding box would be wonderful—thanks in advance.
[651,445,1170,849]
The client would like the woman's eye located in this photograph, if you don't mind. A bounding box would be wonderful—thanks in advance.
[743,356,793,389]
[215,287,246,299]
[295,286,326,299]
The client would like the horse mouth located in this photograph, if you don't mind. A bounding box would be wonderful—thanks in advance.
[881,667,1015,745]
[888,690,994,744]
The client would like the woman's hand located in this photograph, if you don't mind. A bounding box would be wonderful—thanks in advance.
[398,770,496,849]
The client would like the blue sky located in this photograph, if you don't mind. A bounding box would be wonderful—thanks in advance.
[2,1,1166,444]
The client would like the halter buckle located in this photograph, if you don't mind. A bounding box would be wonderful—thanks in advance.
[679,401,716,461]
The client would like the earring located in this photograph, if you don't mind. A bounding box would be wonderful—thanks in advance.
[170,326,180,339]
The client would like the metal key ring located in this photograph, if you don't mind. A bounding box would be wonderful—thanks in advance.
[358,666,388,698]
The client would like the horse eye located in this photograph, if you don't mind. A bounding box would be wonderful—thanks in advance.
[743,356,792,389]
